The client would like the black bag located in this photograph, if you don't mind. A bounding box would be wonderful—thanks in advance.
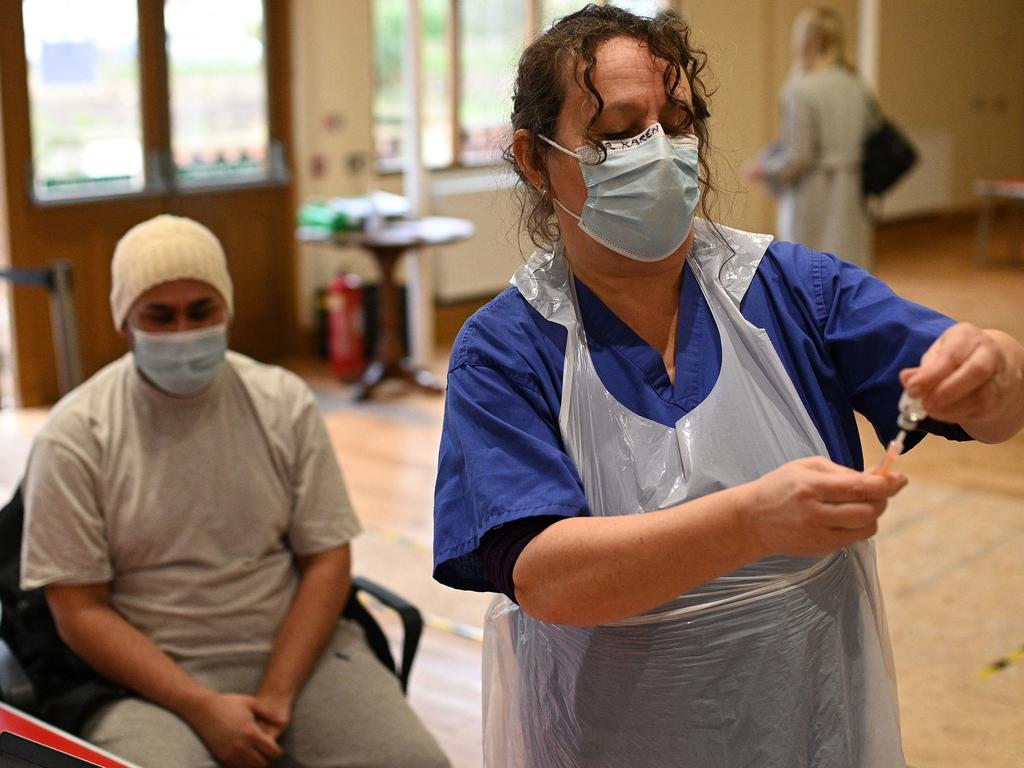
[0,486,127,734]
[862,117,918,197]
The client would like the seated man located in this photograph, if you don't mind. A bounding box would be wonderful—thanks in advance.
[20,215,450,768]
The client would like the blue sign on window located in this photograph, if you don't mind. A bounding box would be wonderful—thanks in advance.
[41,41,97,84]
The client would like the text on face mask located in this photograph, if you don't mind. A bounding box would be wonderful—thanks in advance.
[602,123,663,151]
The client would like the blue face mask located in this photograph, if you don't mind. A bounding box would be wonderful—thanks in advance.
[540,123,701,262]
[131,323,227,397]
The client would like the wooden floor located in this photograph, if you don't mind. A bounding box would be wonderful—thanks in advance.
[1,213,1022,767]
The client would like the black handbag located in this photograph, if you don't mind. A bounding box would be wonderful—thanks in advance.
[862,116,918,197]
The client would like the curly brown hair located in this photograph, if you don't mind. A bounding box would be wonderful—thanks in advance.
[504,4,716,249]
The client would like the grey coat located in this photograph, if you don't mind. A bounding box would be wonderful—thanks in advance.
[761,66,878,269]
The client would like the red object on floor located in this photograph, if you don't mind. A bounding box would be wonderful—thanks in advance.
[327,271,366,379]
[0,702,135,767]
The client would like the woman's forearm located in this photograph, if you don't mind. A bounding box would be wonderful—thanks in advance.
[512,456,904,626]
[512,484,761,626]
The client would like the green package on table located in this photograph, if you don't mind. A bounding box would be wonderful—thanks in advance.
[297,203,356,233]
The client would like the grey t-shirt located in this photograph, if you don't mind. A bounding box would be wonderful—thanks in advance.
[21,351,362,660]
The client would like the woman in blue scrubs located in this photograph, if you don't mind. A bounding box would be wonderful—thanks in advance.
[433,6,1024,767]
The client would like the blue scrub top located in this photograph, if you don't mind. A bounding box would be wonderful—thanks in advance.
[434,242,970,592]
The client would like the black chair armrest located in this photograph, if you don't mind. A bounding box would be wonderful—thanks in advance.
[351,577,423,694]
[0,637,37,712]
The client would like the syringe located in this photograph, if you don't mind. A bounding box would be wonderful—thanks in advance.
[876,391,927,476]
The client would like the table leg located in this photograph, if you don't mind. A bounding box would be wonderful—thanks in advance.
[974,196,992,269]
[1010,200,1022,265]
[352,245,444,400]
[352,360,387,401]
[352,248,403,400]
[400,358,444,394]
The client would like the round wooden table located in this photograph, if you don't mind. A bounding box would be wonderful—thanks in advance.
[299,216,475,400]
[974,176,1024,268]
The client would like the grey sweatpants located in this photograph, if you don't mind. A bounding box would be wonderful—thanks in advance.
[81,619,450,768]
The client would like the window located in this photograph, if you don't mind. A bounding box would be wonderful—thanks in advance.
[540,0,596,28]
[21,0,279,201]
[604,0,666,18]
[373,0,670,172]
[23,0,145,197]
[458,1,529,166]
[164,0,271,185]
[374,0,452,171]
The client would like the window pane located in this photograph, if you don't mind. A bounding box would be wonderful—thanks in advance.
[374,0,452,171]
[540,1,590,29]
[541,1,669,31]
[23,0,144,197]
[459,0,526,166]
[608,0,668,17]
[165,0,270,184]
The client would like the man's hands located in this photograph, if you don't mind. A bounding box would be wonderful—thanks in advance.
[901,323,1024,444]
[187,692,286,768]
[189,545,349,766]
[44,586,286,768]
[252,692,293,741]
[741,457,907,557]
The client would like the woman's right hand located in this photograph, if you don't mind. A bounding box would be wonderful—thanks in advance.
[741,456,907,557]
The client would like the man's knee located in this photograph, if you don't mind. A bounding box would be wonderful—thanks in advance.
[82,697,216,768]
[285,622,451,767]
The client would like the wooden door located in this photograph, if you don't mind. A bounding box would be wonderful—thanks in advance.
[0,0,297,406]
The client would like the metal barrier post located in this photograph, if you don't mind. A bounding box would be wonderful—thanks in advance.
[46,260,82,394]
[0,261,83,398]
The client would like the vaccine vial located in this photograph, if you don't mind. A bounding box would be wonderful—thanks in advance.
[896,391,927,431]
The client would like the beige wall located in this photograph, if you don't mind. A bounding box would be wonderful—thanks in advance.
[877,0,1024,211]
[680,0,776,234]
[289,0,1024,322]
[291,0,377,327]
[683,0,858,234]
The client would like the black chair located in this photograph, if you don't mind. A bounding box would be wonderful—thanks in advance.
[0,484,423,734]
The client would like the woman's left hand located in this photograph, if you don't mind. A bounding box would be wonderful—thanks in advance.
[900,322,1024,443]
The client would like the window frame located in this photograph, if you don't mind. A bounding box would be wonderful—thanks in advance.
[21,0,287,206]
[373,0,669,174]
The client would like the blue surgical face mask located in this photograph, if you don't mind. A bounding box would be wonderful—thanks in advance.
[540,123,701,262]
[131,323,227,397]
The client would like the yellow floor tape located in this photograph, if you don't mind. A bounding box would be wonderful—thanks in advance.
[368,526,432,554]
[978,645,1024,679]
[424,614,484,643]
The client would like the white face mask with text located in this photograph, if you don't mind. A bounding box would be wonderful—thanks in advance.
[541,123,701,262]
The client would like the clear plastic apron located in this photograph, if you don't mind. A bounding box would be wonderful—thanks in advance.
[483,220,904,767]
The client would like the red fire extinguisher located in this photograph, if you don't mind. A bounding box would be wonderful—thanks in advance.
[327,271,366,379]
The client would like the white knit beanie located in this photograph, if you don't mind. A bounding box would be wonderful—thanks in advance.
[110,215,234,329]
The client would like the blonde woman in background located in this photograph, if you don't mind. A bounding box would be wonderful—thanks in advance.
[748,6,878,269]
